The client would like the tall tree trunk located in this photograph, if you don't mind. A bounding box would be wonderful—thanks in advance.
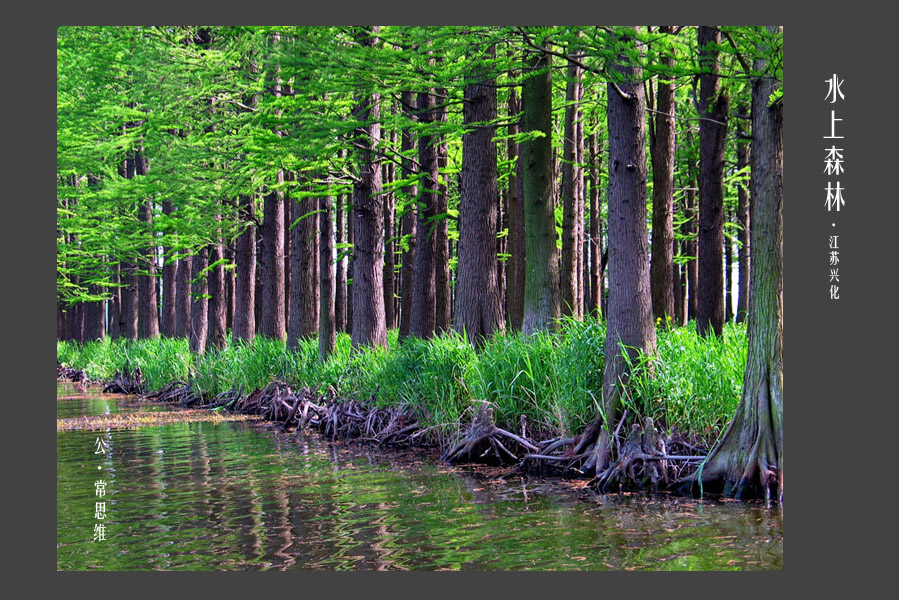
[288,189,320,347]
[319,193,336,359]
[160,200,177,337]
[108,263,121,339]
[435,90,451,334]
[346,190,354,336]
[398,92,418,341]
[521,42,560,335]
[121,262,138,340]
[84,285,105,342]
[260,35,286,340]
[587,129,603,318]
[234,195,256,342]
[409,90,439,339]
[136,146,159,339]
[684,28,782,501]
[697,26,729,337]
[174,252,191,338]
[351,26,387,349]
[591,27,657,474]
[383,127,397,331]
[561,53,584,319]
[335,184,347,334]
[506,87,526,332]
[650,30,676,323]
[736,118,751,324]
[208,219,227,350]
[455,44,504,346]
[189,248,209,354]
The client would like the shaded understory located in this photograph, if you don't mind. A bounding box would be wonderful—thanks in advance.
[58,318,747,494]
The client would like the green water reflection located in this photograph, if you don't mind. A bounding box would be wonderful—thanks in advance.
[56,383,782,570]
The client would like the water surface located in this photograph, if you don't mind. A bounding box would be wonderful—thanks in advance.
[57,382,783,570]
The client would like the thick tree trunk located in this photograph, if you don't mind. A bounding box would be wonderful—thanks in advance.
[135,145,159,339]
[351,26,387,349]
[455,45,504,346]
[335,187,347,334]
[650,33,676,323]
[189,248,209,354]
[233,195,256,342]
[84,285,105,342]
[592,27,657,474]
[320,193,336,359]
[683,31,782,501]
[697,26,729,337]
[521,44,560,335]
[398,92,418,341]
[410,90,439,339]
[506,87,526,332]
[288,191,320,348]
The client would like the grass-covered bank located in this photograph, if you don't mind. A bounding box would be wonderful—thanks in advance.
[57,318,746,447]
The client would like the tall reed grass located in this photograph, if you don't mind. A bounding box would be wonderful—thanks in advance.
[58,318,746,443]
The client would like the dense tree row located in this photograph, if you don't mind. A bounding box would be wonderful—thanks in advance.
[57,25,782,499]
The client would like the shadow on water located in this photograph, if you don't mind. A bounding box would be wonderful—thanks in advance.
[56,382,782,570]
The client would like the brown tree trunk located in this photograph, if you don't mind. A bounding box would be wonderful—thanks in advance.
[108,263,121,339]
[233,195,256,342]
[208,222,227,350]
[398,92,418,341]
[561,54,584,319]
[174,252,191,338]
[650,31,676,323]
[587,130,603,318]
[189,248,209,354]
[736,119,751,324]
[319,193,336,359]
[383,127,397,331]
[697,26,729,337]
[684,29,782,501]
[121,262,138,340]
[592,27,657,474]
[409,90,439,339]
[506,87,526,332]
[455,44,504,346]
[335,185,347,334]
[288,189,320,348]
[684,188,699,323]
[350,26,387,349]
[84,285,105,342]
[160,200,178,337]
[521,42,560,335]
[435,90,451,334]
[136,146,159,339]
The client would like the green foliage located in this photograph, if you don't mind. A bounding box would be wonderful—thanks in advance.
[58,321,747,445]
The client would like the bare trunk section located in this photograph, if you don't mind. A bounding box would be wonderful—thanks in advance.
[189,248,209,354]
[409,90,438,339]
[350,26,387,349]
[136,146,159,339]
[591,27,657,475]
[435,90,451,334]
[383,127,397,331]
[208,222,227,350]
[561,54,584,319]
[650,31,676,323]
[520,43,560,335]
[587,130,603,318]
[455,44,504,346]
[398,92,418,341]
[506,88,526,332]
[234,196,257,342]
[319,193,336,359]
[288,189,320,348]
[161,200,177,337]
[697,26,729,337]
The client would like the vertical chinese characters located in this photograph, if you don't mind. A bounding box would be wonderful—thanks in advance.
[825,74,845,299]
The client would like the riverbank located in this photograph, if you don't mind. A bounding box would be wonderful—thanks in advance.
[58,318,746,485]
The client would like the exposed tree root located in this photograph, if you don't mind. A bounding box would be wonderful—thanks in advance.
[442,401,539,465]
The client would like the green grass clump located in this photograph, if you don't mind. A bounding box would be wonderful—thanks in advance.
[57,318,746,443]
